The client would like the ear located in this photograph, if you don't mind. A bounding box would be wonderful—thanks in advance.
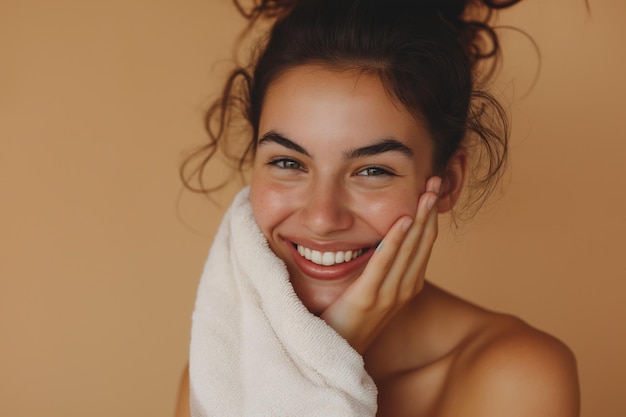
[437,150,467,213]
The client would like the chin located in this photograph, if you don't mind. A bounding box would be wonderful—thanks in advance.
[290,276,351,316]
[303,300,332,316]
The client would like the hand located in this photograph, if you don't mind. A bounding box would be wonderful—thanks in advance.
[320,176,441,354]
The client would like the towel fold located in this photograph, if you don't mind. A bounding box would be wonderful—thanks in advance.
[189,187,377,416]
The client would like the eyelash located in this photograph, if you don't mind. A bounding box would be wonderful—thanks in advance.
[267,158,396,178]
[268,158,306,171]
[355,166,396,177]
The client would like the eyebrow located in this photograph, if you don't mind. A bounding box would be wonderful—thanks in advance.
[345,138,414,159]
[258,130,414,159]
[258,131,311,157]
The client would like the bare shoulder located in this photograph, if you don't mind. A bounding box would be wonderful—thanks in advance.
[441,313,580,417]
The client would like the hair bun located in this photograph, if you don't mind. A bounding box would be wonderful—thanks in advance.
[235,0,521,25]
[421,0,466,20]
[425,0,522,18]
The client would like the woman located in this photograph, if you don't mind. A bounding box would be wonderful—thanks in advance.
[176,0,580,415]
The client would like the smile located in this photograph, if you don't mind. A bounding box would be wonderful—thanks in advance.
[295,244,366,266]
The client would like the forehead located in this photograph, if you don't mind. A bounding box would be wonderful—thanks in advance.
[259,65,431,152]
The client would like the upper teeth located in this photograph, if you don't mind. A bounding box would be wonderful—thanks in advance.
[296,244,364,266]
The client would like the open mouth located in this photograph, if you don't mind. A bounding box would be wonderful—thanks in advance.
[294,243,370,266]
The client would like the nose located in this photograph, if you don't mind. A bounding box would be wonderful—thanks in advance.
[299,179,353,236]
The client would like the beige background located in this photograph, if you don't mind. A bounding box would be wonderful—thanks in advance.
[1,0,624,416]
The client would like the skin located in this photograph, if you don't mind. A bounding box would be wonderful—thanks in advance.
[250,66,437,321]
[175,66,580,416]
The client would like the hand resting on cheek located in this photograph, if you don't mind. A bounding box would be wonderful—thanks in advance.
[321,176,442,354]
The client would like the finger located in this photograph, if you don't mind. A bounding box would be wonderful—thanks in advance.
[426,176,443,195]
[383,176,441,297]
[406,195,438,294]
[399,176,441,251]
[383,190,437,297]
[349,215,413,306]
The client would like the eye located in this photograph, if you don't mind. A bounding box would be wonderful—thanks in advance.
[355,166,395,177]
[268,158,306,171]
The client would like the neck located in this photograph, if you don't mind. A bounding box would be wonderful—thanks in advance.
[362,282,455,379]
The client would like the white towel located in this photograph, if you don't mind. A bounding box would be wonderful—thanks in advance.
[189,187,377,416]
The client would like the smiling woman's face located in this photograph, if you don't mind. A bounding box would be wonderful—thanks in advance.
[249,65,434,315]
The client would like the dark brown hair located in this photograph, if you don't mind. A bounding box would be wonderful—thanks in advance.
[181,0,524,216]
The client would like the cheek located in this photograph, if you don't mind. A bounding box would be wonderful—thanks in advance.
[249,176,299,235]
[353,189,420,236]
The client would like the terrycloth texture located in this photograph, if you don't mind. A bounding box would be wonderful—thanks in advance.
[189,187,377,416]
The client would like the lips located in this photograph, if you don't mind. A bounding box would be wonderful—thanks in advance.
[295,244,365,266]
[285,239,376,281]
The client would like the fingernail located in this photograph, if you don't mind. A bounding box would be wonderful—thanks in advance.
[426,195,437,211]
[402,219,413,232]
[433,177,442,194]
[376,241,383,251]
